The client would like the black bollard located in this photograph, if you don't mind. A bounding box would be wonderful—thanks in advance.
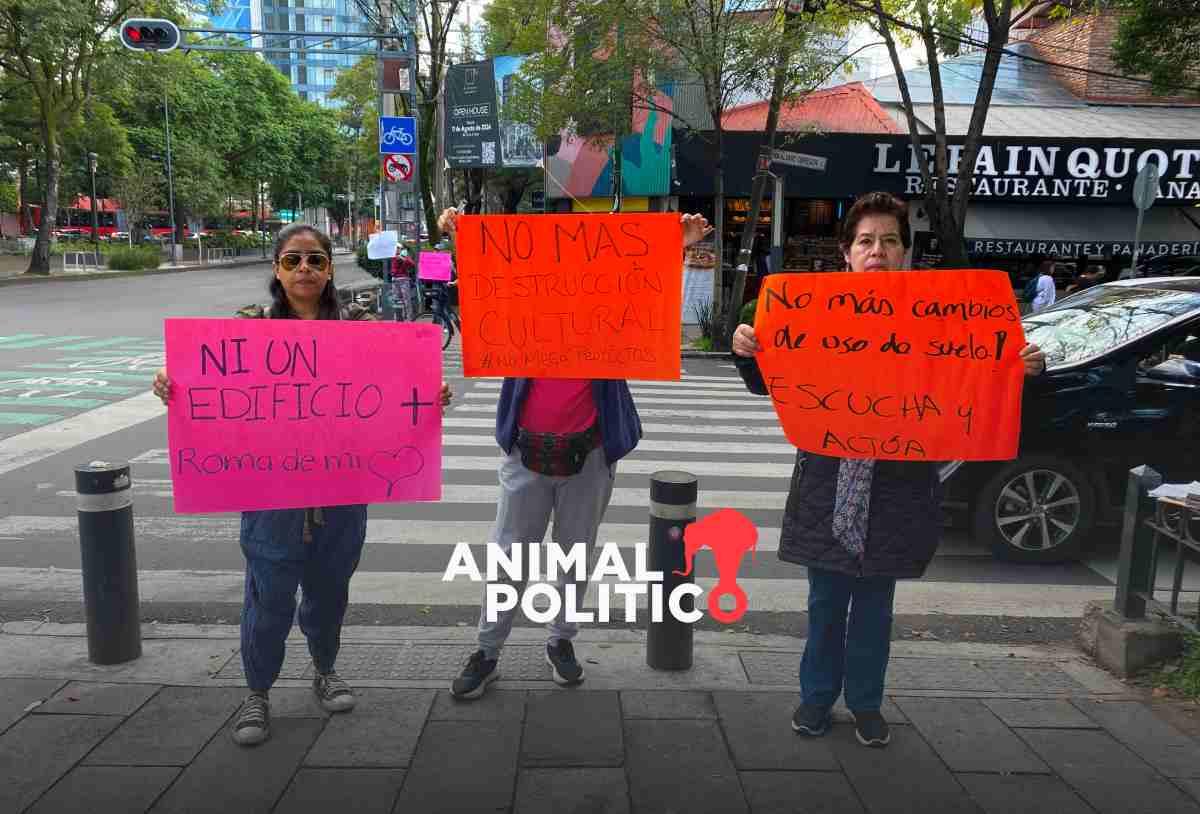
[75,461,141,664]
[647,470,698,670]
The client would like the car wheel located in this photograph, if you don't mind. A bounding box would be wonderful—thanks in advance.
[973,456,1096,563]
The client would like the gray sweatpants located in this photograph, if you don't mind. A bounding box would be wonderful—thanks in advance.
[476,445,616,659]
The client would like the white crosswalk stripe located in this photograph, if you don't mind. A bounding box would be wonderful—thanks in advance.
[0,364,1126,619]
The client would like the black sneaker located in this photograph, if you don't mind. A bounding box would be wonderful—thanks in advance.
[232,692,270,746]
[546,640,585,686]
[451,649,499,700]
[313,670,356,713]
[852,710,891,747]
[791,703,832,736]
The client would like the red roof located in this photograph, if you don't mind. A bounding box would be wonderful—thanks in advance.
[722,82,902,134]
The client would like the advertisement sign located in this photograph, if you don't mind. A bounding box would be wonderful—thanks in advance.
[444,60,499,168]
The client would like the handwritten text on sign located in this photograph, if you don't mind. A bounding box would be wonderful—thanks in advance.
[165,319,442,513]
[754,270,1026,461]
[455,214,683,380]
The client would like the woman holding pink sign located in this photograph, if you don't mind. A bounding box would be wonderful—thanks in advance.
[152,224,453,746]
[732,192,1046,748]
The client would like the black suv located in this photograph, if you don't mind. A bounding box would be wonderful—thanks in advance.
[950,277,1200,563]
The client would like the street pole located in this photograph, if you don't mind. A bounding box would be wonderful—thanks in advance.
[163,85,178,262]
[87,152,99,250]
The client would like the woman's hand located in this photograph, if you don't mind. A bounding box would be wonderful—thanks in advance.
[438,207,460,239]
[1020,343,1047,376]
[681,213,713,248]
[439,381,453,416]
[732,324,762,358]
[152,367,171,406]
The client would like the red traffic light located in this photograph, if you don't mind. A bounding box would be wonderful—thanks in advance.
[119,18,181,52]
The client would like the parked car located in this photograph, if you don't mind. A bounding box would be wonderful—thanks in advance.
[948,276,1200,563]
[1120,254,1200,280]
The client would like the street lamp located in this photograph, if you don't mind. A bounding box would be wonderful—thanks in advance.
[87,152,99,249]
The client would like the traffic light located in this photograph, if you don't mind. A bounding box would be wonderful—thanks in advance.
[119,19,181,52]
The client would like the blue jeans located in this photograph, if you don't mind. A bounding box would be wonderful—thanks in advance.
[239,506,368,691]
[799,567,896,712]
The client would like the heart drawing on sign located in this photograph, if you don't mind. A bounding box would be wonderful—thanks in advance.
[368,447,425,497]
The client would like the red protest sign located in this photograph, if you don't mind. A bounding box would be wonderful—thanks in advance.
[754,270,1026,461]
[454,213,683,380]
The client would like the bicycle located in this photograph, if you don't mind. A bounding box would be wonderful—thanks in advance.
[381,126,414,149]
[416,280,461,350]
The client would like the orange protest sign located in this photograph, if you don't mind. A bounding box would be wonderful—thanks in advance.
[754,270,1026,462]
[455,213,683,380]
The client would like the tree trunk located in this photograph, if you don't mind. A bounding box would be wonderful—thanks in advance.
[18,158,32,238]
[27,127,58,276]
[711,127,725,325]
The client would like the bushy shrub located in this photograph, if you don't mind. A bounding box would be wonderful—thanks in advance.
[107,246,162,271]
[740,298,757,326]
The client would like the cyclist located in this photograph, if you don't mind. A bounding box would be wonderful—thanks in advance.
[389,246,417,321]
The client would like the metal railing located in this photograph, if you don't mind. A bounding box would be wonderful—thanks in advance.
[63,251,103,272]
[1114,464,1200,632]
[205,247,236,263]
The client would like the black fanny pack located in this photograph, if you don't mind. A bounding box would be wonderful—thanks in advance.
[515,424,600,477]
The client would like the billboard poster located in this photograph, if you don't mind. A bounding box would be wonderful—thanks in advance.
[444,60,499,168]
[493,56,542,168]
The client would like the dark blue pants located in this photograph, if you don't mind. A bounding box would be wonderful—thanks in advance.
[800,567,896,712]
[239,506,368,692]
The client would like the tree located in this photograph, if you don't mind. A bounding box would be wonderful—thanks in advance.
[113,157,163,242]
[329,55,381,242]
[1109,0,1200,95]
[353,0,468,241]
[0,178,16,237]
[865,0,1039,266]
[0,0,166,274]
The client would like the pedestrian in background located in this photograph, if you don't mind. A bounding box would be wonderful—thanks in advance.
[730,192,1047,747]
[152,223,453,746]
[1030,259,1058,313]
[437,206,712,700]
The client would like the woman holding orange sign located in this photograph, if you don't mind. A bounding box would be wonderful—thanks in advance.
[732,192,1046,748]
[437,205,712,700]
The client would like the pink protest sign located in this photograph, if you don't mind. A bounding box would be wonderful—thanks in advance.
[418,251,453,282]
[164,318,442,514]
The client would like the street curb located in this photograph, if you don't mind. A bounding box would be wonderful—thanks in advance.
[681,349,733,359]
[0,256,273,287]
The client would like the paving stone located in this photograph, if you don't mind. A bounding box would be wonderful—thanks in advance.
[392,721,520,813]
[0,677,68,732]
[739,771,865,814]
[523,691,623,767]
[515,768,630,814]
[37,682,161,717]
[151,717,324,814]
[829,724,980,814]
[266,687,330,719]
[620,690,716,719]
[885,659,995,693]
[429,689,526,721]
[1017,728,1157,775]
[1055,768,1200,814]
[713,692,839,771]
[26,766,180,814]
[833,697,908,725]
[0,714,121,814]
[977,662,1088,694]
[625,720,749,814]
[1071,699,1200,779]
[274,768,406,814]
[304,689,433,767]
[981,699,1098,730]
[1177,779,1200,805]
[85,686,245,766]
[894,698,1048,774]
[957,773,1094,814]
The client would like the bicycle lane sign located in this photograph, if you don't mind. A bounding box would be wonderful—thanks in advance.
[379,116,417,154]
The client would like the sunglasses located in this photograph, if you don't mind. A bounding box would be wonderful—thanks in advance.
[278,252,330,272]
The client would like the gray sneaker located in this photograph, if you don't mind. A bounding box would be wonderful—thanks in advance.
[313,671,356,713]
[232,692,270,746]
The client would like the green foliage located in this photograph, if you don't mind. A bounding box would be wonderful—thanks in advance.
[691,335,714,352]
[106,245,161,271]
[1156,633,1200,699]
[0,180,16,214]
[49,240,99,256]
[1110,0,1200,96]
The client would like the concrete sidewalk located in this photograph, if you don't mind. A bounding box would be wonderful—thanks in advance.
[3,621,1199,813]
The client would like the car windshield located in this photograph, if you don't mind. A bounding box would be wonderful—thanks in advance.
[1023,284,1200,368]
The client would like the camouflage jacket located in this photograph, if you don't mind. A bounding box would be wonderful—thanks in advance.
[235,302,377,321]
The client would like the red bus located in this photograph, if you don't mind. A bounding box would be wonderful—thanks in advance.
[21,197,120,238]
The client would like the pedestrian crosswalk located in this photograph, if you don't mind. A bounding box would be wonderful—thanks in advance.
[0,363,1127,622]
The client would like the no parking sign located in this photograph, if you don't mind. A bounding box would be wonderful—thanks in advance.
[382,153,414,183]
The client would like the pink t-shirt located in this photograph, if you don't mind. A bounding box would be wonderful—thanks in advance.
[518,378,597,434]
